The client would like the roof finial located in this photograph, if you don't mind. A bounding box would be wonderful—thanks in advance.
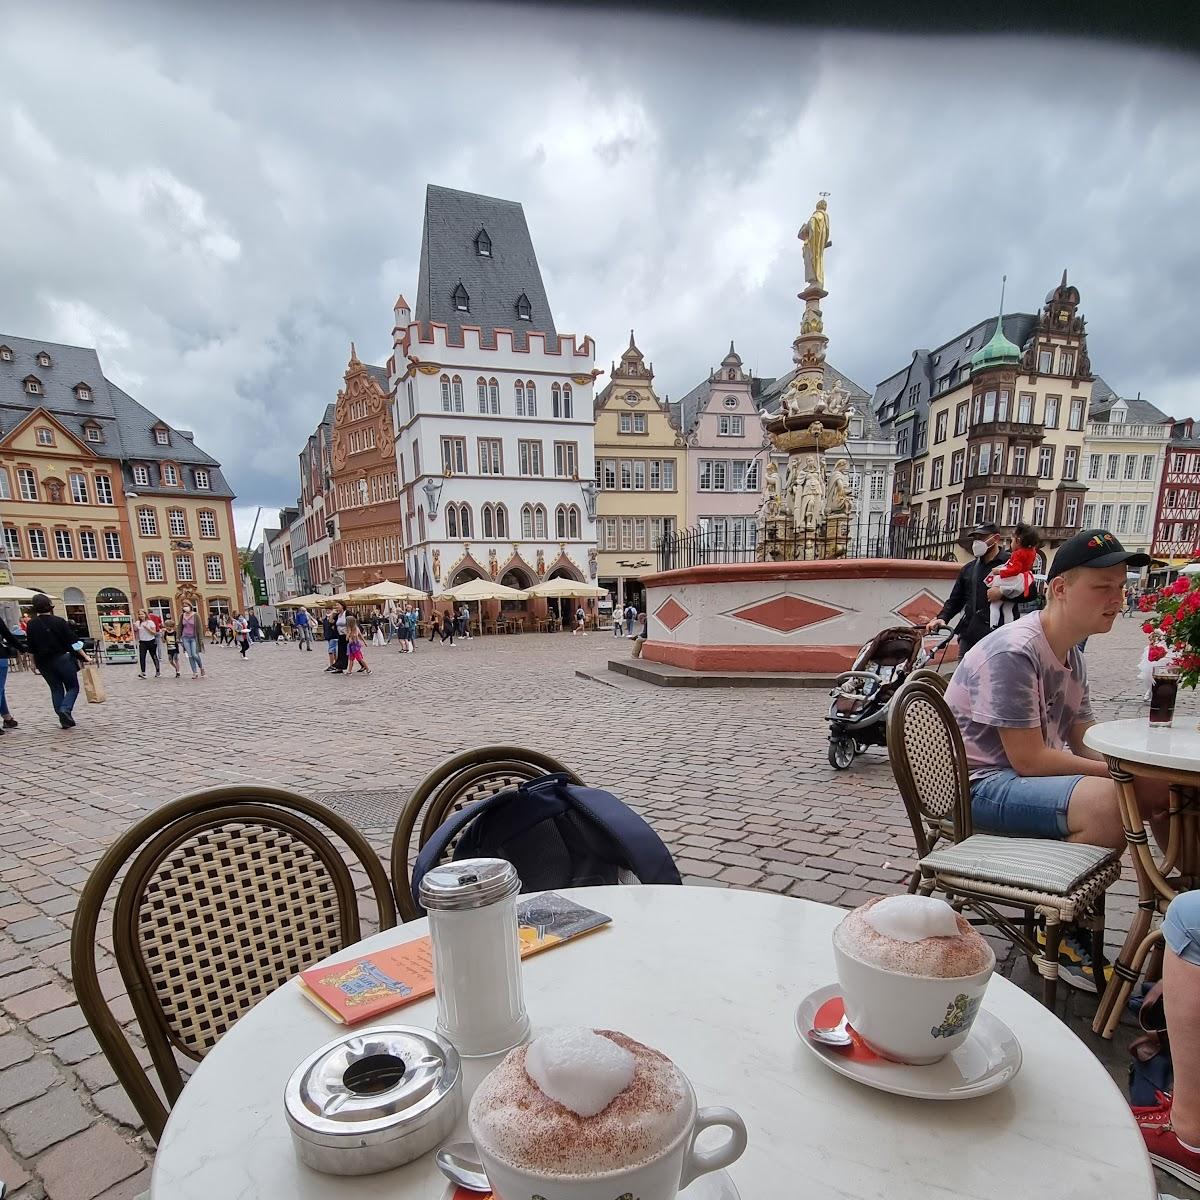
[728,339,736,356]
[1060,267,1068,289]
[628,329,636,350]
[349,340,359,363]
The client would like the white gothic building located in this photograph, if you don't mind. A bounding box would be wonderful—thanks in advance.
[390,186,599,608]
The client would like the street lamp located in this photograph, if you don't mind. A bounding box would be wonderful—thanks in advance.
[579,478,599,521]
[422,476,444,520]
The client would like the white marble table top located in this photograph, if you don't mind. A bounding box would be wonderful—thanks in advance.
[150,885,1155,1199]
[1085,716,1200,773]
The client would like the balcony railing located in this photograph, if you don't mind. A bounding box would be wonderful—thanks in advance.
[969,420,1045,441]
[963,473,1042,491]
[1087,423,1170,440]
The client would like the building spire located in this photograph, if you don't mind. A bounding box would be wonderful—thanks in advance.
[349,340,360,363]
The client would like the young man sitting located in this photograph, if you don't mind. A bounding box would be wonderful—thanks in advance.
[945,528,1170,990]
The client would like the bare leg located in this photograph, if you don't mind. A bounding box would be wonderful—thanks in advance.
[1065,776,1170,851]
[1164,938,1200,1144]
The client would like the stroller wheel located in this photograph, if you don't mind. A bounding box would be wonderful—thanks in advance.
[828,737,855,770]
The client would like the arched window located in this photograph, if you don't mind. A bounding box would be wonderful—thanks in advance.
[488,378,499,413]
[515,381,525,416]
[440,375,451,412]
[482,504,494,539]
[446,505,459,538]
[552,384,562,419]
[459,503,472,539]
[555,504,566,539]
[562,384,573,419]
[495,504,508,538]
[525,381,537,416]
[534,504,547,539]
[477,377,488,413]
[521,504,533,539]
[451,376,463,411]
[568,506,581,539]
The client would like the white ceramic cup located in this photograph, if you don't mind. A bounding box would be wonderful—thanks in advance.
[833,939,995,1064]
[468,1075,746,1200]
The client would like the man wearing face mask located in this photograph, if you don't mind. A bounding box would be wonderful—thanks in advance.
[925,522,1008,655]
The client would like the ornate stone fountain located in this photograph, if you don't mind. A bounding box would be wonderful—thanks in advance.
[757,196,856,561]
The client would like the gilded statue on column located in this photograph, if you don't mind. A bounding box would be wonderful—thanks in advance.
[798,198,831,291]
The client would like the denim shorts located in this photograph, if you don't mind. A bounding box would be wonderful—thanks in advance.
[969,768,1081,839]
[1163,891,1200,966]
[327,639,338,654]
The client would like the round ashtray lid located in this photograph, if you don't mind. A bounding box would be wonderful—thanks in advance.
[284,1025,461,1149]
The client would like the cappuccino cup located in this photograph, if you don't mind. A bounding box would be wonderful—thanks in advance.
[833,895,995,1065]
[468,1028,747,1200]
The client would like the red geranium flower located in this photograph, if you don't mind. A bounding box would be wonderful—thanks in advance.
[1148,644,1168,662]
[1143,622,1156,634]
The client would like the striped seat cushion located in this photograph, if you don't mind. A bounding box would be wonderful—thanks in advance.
[919,834,1119,896]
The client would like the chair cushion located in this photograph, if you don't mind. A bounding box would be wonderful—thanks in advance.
[920,833,1119,896]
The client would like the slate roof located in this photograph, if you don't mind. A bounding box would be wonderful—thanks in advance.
[757,362,871,413]
[0,333,125,453]
[872,313,1038,426]
[365,365,390,394]
[415,185,556,350]
[1087,377,1171,426]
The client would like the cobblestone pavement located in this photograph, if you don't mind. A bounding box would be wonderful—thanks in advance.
[0,615,1192,1198]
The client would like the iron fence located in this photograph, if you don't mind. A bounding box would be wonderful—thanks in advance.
[656,514,963,570]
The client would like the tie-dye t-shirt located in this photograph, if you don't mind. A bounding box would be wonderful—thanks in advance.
[945,611,1093,779]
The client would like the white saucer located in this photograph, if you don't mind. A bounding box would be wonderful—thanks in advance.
[795,982,1022,1100]
[439,1167,738,1198]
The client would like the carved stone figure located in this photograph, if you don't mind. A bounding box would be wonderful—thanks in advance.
[784,457,800,512]
[588,547,598,578]
[536,549,545,577]
[800,305,823,335]
[826,458,852,518]
[432,548,441,582]
[825,384,851,417]
[758,461,782,521]
[488,548,499,579]
[794,455,825,534]
[798,198,831,291]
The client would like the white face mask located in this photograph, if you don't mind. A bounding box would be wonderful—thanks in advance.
[971,540,990,557]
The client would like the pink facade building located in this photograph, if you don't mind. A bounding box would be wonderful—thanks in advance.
[675,344,767,547]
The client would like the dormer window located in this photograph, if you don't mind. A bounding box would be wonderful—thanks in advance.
[163,464,179,486]
[0,346,12,361]
[75,383,92,401]
[36,352,51,368]
[36,428,55,446]
[133,465,150,487]
[194,469,210,489]
[515,293,532,322]
[85,424,103,444]
[24,376,42,395]
[154,427,170,446]
[452,282,470,313]
[474,228,492,257]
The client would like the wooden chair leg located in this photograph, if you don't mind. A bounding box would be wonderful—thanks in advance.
[1040,919,1062,1010]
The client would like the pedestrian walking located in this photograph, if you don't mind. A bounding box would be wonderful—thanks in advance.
[458,603,471,639]
[23,593,90,728]
[179,601,206,679]
[332,602,350,672]
[294,605,313,650]
[0,612,24,733]
[400,606,417,653]
[624,603,637,636]
[345,616,370,675]
[321,609,341,672]
[439,609,456,645]
[248,611,261,643]
[235,613,251,658]
[136,609,161,678]
[612,610,624,638]
[161,617,182,677]
[207,610,219,642]
[428,611,441,643]
[573,605,587,636]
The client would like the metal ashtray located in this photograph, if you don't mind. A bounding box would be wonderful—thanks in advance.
[284,1025,462,1176]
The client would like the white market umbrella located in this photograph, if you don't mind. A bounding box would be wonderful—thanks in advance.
[526,578,607,598]
[347,581,428,603]
[277,593,327,608]
[0,585,60,602]
[1181,563,1200,577]
[434,576,529,636]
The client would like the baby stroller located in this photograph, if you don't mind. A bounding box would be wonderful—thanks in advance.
[826,625,954,769]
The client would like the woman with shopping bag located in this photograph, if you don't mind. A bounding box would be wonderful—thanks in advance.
[22,594,91,729]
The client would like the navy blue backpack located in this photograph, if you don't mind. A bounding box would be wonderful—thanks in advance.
[410,773,681,914]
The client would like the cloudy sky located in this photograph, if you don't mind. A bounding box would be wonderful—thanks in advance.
[2,2,1198,544]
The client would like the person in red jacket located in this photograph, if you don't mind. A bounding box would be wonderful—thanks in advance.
[986,523,1040,628]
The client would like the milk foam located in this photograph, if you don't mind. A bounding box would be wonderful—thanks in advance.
[865,895,961,942]
[525,1028,636,1118]
[469,1029,691,1177]
[835,895,993,979]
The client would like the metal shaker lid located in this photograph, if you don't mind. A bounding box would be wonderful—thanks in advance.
[419,858,520,911]
[284,1025,461,1150]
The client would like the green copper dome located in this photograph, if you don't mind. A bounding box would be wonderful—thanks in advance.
[971,279,1022,374]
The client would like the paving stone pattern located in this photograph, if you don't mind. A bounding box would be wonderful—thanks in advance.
[0,617,1191,1198]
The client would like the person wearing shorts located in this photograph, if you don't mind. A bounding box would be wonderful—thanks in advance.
[1133,890,1200,1190]
[945,528,1170,988]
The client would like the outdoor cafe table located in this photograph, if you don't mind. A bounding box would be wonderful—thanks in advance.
[151,886,1155,1199]
[1085,717,1200,1038]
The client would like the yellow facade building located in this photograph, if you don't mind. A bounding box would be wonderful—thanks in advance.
[0,335,238,645]
[593,334,687,612]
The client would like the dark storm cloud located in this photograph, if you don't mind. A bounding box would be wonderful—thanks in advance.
[1,3,1197,538]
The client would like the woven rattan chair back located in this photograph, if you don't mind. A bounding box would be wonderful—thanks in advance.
[887,679,974,857]
[391,745,582,921]
[71,786,396,1143]
[907,667,949,693]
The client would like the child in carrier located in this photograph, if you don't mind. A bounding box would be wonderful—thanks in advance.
[986,523,1040,628]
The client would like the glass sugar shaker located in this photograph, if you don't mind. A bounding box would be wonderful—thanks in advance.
[418,858,530,1057]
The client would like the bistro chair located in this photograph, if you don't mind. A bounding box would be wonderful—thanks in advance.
[887,679,1122,1009]
[907,667,948,693]
[391,746,582,920]
[71,785,396,1142]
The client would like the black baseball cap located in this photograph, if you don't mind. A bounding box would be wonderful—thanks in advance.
[968,521,999,538]
[1046,529,1152,581]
